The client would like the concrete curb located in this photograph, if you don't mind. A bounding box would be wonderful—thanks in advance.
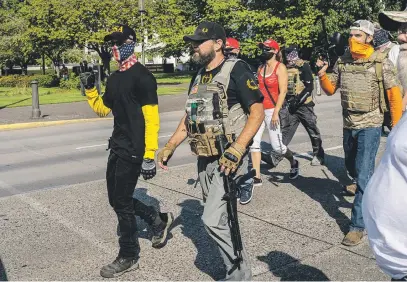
[0,117,113,131]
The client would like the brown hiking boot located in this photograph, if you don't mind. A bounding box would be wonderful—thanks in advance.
[344,183,357,196]
[342,231,364,246]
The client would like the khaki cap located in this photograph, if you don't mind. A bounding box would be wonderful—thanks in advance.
[379,8,407,31]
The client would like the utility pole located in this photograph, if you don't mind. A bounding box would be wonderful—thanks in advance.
[139,0,146,65]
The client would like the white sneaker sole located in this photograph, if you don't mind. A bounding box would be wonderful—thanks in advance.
[152,213,174,249]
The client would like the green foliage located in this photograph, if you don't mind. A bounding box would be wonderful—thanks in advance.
[0,74,59,88]
[59,75,80,90]
[0,0,405,70]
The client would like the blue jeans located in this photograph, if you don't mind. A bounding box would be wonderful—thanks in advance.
[343,127,381,231]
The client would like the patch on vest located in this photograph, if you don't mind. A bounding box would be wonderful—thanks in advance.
[201,73,213,84]
[218,212,228,226]
[246,78,258,90]
[190,85,198,95]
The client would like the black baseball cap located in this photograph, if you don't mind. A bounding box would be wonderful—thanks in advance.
[104,24,136,43]
[183,21,226,44]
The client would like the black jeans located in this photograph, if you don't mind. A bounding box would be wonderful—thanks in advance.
[106,151,159,259]
[282,103,324,157]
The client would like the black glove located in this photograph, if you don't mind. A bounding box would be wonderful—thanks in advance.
[287,96,300,114]
[141,158,156,180]
[79,72,95,90]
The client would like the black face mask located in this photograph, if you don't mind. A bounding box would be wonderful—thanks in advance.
[260,51,275,61]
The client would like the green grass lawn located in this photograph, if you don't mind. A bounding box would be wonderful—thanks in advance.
[0,84,187,108]
[155,72,193,85]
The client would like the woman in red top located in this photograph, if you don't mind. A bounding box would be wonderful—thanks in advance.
[250,39,299,186]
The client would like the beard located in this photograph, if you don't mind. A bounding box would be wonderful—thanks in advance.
[192,49,216,66]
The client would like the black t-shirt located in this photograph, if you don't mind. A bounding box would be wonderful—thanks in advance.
[189,60,263,112]
[103,63,158,163]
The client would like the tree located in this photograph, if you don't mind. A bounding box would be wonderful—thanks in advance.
[0,0,39,75]
[20,0,74,76]
[61,0,142,78]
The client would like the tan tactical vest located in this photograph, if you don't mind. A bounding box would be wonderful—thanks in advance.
[185,59,248,157]
[287,67,305,96]
[338,51,388,113]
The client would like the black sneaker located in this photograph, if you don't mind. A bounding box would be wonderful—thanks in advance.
[289,159,300,179]
[261,151,283,167]
[253,177,263,187]
[100,257,139,278]
[239,183,254,205]
[151,212,174,249]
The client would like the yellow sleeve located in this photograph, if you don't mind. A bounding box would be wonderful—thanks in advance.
[386,87,403,127]
[142,104,160,159]
[85,87,111,117]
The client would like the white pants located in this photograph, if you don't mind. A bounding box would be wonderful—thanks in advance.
[250,108,287,154]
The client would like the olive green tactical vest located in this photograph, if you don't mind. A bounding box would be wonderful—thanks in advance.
[185,58,248,157]
[287,67,305,96]
[338,51,388,113]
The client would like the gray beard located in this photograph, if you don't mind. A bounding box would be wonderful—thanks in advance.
[192,50,216,66]
[398,43,407,92]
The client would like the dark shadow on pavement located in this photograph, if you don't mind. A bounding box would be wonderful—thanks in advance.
[258,251,329,281]
[133,188,162,241]
[0,257,8,281]
[173,199,225,281]
[0,98,31,110]
[262,153,353,235]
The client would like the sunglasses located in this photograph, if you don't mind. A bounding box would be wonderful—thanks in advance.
[260,46,276,52]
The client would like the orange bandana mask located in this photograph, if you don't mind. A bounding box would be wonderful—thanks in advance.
[349,37,374,60]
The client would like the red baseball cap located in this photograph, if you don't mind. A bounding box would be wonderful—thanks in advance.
[258,38,280,51]
[225,37,240,49]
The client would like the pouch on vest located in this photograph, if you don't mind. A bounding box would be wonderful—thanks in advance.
[185,59,248,157]
[338,51,387,113]
[287,68,305,96]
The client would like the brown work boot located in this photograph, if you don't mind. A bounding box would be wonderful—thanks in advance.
[343,183,357,196]
[342,231,364,246]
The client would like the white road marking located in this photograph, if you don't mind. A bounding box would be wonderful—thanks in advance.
[295,145,343,158]
[76,144,106,150]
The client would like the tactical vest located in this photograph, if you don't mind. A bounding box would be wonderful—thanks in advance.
[287,67,305,96]
[338,51,388,113]
[185,59,248,157]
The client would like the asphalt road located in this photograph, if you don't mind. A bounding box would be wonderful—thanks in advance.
[0,92,393,281]
[0,93,343,197]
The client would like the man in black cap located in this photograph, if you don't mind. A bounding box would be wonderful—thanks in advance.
[80,24,174,278]
[157,21,264,280]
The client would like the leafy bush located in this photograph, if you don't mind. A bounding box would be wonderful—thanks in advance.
[0,74,60,87]
[59,75,80,89]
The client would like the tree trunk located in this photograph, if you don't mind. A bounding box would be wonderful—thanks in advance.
[42,53,46,75]
[53,61,60,77]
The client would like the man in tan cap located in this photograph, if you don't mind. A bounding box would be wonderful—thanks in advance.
[380,8,407,112]
[317,19,403,247]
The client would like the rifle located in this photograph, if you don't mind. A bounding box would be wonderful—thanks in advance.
[311,32,346,73]
[215,134,245,273]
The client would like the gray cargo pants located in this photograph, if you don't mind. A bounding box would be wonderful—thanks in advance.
[198,154,252,281]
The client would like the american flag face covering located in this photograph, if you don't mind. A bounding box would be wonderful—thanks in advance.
[286,50,299,66]
[112,41,136,63]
